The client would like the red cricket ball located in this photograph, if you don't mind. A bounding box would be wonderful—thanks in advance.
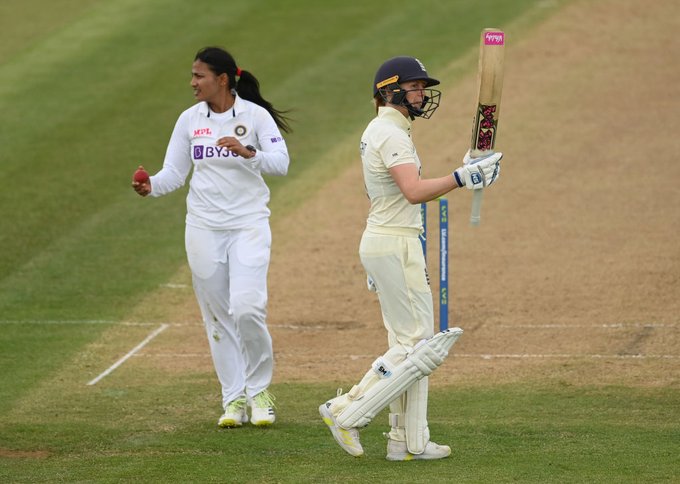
[134,169,149,183]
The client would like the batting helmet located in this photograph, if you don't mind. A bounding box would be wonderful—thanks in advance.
[373,56,440,96]
[373,56,441,119]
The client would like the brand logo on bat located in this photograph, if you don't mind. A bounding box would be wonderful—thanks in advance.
[473,104,498,151]
[484,31,504,46]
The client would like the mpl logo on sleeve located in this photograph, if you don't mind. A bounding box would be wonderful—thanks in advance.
[484,31,504,45]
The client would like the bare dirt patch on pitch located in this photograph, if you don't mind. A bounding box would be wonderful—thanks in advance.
[145,0,680,389]
[0,448,50,459]
[266,0,680,388]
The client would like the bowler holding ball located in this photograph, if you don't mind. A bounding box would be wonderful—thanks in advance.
[130,46,291,429]
[131,166,150,192]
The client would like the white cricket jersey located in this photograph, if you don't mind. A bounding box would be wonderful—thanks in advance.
[360,106,421,231]
[149,95,289,230]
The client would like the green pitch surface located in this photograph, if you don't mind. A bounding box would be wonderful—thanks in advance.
[2,0,678,482]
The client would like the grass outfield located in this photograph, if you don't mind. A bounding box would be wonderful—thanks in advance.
[3,0,679,482]
[1,373,678,482]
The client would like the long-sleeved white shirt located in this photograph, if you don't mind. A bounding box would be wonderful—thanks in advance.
[360,107,421,230]
[150,95,289,230]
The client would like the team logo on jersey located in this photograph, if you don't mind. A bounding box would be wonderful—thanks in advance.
[234,125,247,137]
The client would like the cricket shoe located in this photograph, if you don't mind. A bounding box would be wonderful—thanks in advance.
[250,390,276,427]
[218,397,248,428]
[319,402,364,457]
[385,438,451,461]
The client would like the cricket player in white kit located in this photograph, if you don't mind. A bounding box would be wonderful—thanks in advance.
[319,57,502,460]
[132,47,291,428]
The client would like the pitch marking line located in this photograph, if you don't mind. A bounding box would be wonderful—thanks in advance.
[0,320,192,327]
[494,323,676,329]
[453,353,678,360]
[86,323,169,386]
[131,352,679,360]
[0,320,676,329]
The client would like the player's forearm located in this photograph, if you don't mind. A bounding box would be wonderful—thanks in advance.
[400,175,458,204]
[257,149,289,176]
[149,164,187,197]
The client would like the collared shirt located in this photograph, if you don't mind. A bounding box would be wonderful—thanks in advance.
[360,106,422,230]
[150,95,289,230]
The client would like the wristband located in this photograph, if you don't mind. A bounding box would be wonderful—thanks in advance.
[453,169,464,188]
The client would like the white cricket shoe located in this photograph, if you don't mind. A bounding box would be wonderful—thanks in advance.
[251,390,276,427]
[386,438,451,461]
[218,397,248,428]
[319,402,364,457]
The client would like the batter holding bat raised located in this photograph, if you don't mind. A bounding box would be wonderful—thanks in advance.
[319,56,503,460]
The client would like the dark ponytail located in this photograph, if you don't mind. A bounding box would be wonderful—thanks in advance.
[195,47,292,133]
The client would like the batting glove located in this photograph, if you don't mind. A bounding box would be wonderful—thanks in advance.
[453,150,502,189]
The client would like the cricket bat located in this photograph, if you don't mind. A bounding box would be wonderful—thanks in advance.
[469,28,505,226]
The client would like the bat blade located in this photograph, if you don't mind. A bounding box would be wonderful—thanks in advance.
[469,28,505,226]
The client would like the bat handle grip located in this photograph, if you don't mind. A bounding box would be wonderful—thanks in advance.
[469,189,484,226]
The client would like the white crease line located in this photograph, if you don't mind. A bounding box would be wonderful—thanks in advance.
[0,320,675,329]
[270,324,332,330]
[128,352,678,361]
[86,324,169,386]
[453,354,678,360]
[494,323,676,329]
[133,353,208,358]
[0,319,121,325]
[0,320,191,326]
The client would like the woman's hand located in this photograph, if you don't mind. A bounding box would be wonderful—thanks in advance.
[131,165,151,196]
[216,136,255,158]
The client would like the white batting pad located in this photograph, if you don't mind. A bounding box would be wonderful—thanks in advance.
[405,377,429,454]
[336,328,463,429]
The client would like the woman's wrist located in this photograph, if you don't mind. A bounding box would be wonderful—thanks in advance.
[245,145,257,158]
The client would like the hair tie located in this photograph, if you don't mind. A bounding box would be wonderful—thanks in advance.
[236,67,242,77]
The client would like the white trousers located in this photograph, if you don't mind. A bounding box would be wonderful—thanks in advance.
[358,229,435,442]
[185,223,273,408]
[360,231,434,345]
